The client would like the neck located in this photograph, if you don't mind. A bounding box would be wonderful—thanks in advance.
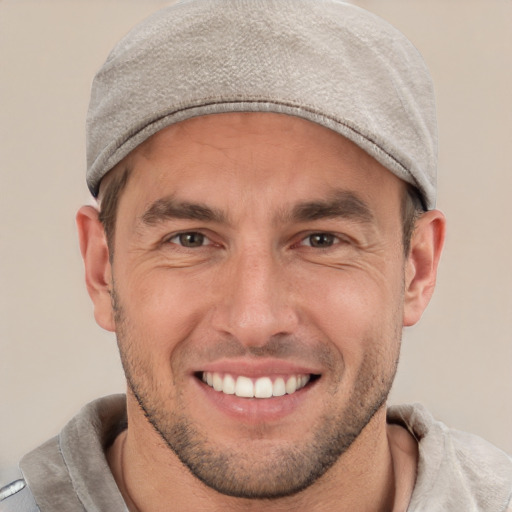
[107,397,417,512]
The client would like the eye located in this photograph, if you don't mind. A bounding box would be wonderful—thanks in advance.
[168,232,211,248]
[301,233,339,248]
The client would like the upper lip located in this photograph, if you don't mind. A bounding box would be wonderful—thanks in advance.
[193,358,322,378]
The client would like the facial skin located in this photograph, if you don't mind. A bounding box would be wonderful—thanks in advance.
[78,112,445,511]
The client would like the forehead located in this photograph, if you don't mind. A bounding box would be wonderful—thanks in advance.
[113,112,405,216]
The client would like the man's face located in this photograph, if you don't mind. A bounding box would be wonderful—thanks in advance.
[106,113,410,498]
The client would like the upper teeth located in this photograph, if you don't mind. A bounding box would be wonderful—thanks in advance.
[202,372,310,398]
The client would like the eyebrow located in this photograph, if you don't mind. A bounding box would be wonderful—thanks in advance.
[288,191,374,224]
[139,197,227,226]
[138,190,373,228]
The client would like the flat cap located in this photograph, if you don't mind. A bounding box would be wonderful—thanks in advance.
[87,0,437,208]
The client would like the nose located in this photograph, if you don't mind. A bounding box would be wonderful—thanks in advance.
[210,247,299,347]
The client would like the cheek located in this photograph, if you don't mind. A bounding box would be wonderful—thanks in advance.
[114,267,213,357]
[113,270,211,399]
[295,264,404,355]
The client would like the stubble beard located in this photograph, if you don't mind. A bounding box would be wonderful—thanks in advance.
[112,290,401,500]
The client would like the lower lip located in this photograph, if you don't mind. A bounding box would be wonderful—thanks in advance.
[193,376,317,423]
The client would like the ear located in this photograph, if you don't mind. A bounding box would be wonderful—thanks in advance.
[403,209,446,326]
[76,205,116,332]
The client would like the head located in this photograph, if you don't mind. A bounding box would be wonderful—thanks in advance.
[78,0,445,501]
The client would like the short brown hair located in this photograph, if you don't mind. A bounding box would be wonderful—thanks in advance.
[98,165,132,259]
[401,184,425,255]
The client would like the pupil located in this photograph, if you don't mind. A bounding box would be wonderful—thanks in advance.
[311,233,334,247]
[180,233,204,247]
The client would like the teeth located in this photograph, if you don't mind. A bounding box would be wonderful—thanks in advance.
[212,373,223,391]
[202,372,311,398]
[235,376,254,398]
[223,374,236,395]
[273,377,286,397]
[254,377,273,398]
[285,376,297,394]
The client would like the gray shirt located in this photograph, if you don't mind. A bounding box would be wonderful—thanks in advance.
[1,395,511,511]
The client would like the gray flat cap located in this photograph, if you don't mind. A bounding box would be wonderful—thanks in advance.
[87,0,437,209]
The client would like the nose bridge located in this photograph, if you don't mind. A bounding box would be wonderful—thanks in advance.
[212,243,298,345]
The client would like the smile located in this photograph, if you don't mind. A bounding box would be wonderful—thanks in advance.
[201,372,312,398]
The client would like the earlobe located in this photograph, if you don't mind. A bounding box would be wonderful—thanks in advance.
[403,209,446,327]
[76,205,116,332]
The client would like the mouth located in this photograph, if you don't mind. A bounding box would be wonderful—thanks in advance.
[198,372,319,398]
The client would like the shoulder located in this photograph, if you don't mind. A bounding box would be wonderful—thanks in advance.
[2,395,127,512]
[388,403,512,512]
[0,478,39,512]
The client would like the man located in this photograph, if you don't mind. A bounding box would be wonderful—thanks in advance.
[1,0,511,510]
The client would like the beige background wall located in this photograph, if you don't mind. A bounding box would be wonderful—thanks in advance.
[1,0,511,483]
